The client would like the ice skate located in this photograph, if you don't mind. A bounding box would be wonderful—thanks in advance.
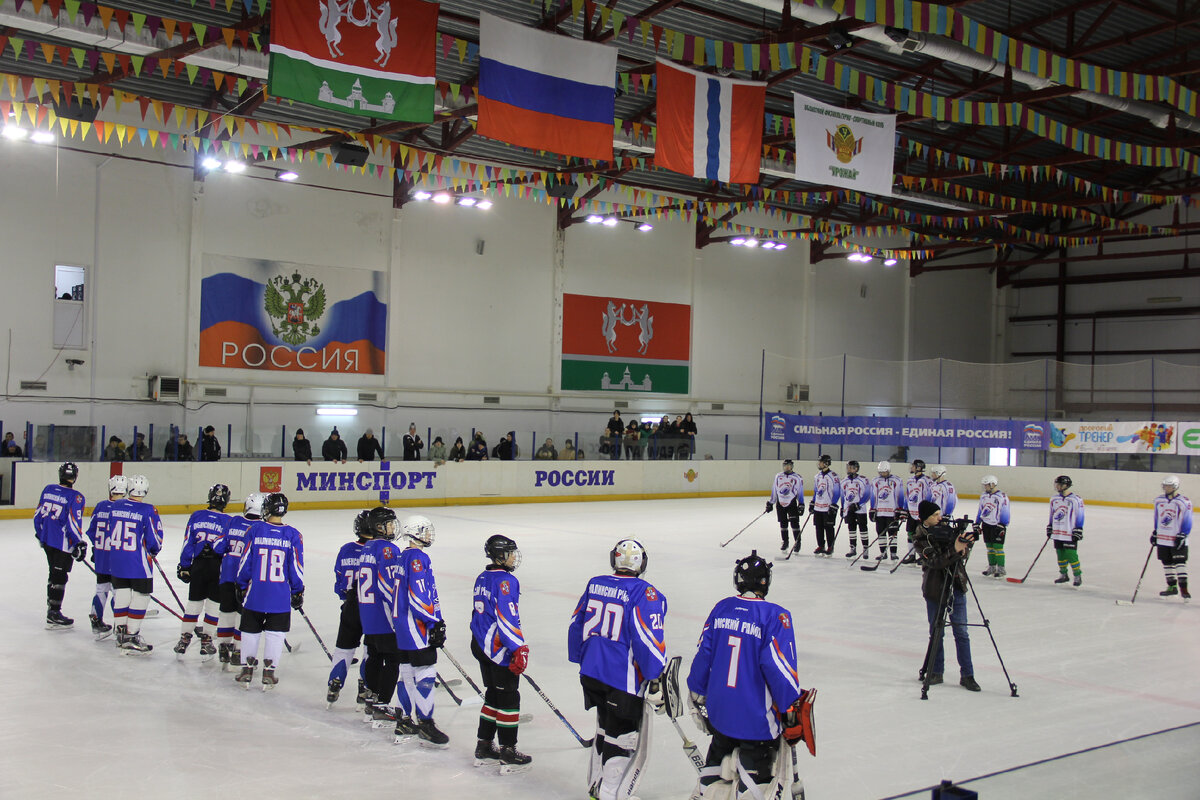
[844,548,857,558]
[1072,574,1082,587]
[1054,573,1070,584]
[89,614,113,639]
[356,679,369,705]
[890,551,899,561]
[981,565,995,577]
[1160,583,1179,597]
[393,715,420,743]
[198,633,217,662]
[113,624,129,647]
[994,566,1006,578]
[779,544,790,557]
[1181,581,1191,601]
[371,705,396,728]
[173,632,193,658]
[120,632,153,654]
[218,642,232,666]
[812,546,824,555]
[235,657,257,687]
[326,677,343,706]
[474,739,501,766]
[227,648,242,673]
[361,692,379,723]
[261,659,278,691]
[498,744,532,774]
[416,717,450,749]
[45,609,74,630]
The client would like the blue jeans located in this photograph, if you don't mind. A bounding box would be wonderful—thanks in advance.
[925,590,973,677]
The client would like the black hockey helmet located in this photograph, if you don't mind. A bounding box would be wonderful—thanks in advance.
[782,459,794,470]
[263,492,289,519]
[484,534,522,571]
[58,461,79,485]
[817,454,832,467]
[1054,475,1072,491]
[353,509,372,540]
[208,483,231,511]
[367,506,398,540]
[847,460,860,471]
[911,458,926,472]
[734,550,773,596]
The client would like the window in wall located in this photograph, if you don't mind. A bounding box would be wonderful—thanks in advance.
[988,447,1016,466]
[53,265,86,349]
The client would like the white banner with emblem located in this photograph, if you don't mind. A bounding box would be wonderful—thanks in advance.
[793,93,896,196]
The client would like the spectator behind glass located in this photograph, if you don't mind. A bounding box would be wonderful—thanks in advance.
[605,410,624,460]
[429,436,447,466]
[200,425,222,461]
[293,429,313,464]
[679,413,698,460]
[467,432,489,461]
[357,428,384,462]
[166,433,194,461]
[559,440,576,460]
[1,432,20,458]
[535,438,558,460]
[447,436,467,463]
[624,420,642,460]
[322,428,348,463]
[104,435,126,462]
[128,432,149,461]
[496,432,515,461]
[403,423,424,461]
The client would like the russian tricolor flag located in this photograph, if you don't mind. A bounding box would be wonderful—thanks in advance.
[655,59,766,184]
[478,13,617,161]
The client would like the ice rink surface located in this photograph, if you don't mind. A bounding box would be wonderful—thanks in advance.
[3,496,1198,799]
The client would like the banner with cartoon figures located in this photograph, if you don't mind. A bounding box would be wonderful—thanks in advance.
[793,93,896,196]
[199,255,387,374]
[560,293,691,394]
[1046,420,1177,454]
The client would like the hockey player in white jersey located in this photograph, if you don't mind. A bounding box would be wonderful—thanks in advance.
[870,462,905,561]
[766,460,804,555]
[1047,476,1085,587]
[810,455,841,556]
[1152,476,1192,599]
[927,466,956,518]
[975,476,1011,578]
[840,461,871,558]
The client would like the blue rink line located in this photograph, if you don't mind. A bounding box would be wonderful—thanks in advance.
[878,719,1200,799]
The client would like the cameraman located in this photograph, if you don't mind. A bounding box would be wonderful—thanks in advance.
[913,500,981,692]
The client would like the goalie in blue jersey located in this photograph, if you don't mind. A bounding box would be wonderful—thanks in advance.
[686,551,816,799]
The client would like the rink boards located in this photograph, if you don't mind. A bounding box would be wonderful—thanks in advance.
[6,459,1195,515]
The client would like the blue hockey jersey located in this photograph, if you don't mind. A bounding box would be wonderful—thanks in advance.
[236,521,305,614]
[471,567,526,667]
[568,574,668,695]
[179,508,230,567]
[334,540,365,599]
[215,516,256,584]
[394,547,442,650]
[106,499,164,580]
[85,499,116,575]
[356,538,401,635]
[33,484,85,552]
[687,595,802,741]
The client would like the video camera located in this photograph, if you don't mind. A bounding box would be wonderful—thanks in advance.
[924,515,978,546]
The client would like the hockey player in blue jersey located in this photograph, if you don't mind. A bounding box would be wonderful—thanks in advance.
[355,507,412,734]
[84,474,128,638]
[213,493,262,668]
[234,492,304,689]
[107,475,164,653]
[568,539,669,800]
[393,514,450,748]
[687,551,815,799]
[326,509,372,706]
[470,534,532,772]
[810,454,841,556]
[34,462,87,630]
[174,484,231,661]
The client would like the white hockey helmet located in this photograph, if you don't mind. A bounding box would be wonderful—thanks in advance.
[107,474,129,497]
[1162,475,1181,493]
[981,475,999,490]
[930,465,948,480]
[244,492,265,518]
[127,474,150,498]
[610,538,648,576]
[401,514,436,547]
[876,461,891,474]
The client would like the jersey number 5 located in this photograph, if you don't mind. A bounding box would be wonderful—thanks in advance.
[581,599,624,641]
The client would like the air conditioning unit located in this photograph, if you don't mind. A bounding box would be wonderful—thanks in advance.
[786,383,810,402]
[150,375,182,401]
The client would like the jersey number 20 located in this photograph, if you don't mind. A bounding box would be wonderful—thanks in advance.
[582,599,624,641]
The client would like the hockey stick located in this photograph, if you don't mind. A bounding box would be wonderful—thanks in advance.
[437,673,463,705]
[297,608,333,661]
[670,716,704,773]
[823,513,846,558]
[81,558,185,621]
[782,514,813,561]
[1115,543,1156,605]
[150,556,186,612]
[887,543,916,574]
[790,745,806,800]
[860,520,903,571]
[440,647,484,696]
[1006,538,1051,584]
[522,672,593,748]
[847,534,882,568]
[721,510,770,548]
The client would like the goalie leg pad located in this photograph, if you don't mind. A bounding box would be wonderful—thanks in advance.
[598,703,654,800]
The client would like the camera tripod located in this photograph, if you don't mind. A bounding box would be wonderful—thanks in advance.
[920,554,1019,700]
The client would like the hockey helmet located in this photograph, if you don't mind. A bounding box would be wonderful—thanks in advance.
[610,538,648,576]
[1162,475,1181,493]
[368,507,398,541]
[401,514,435,547]
[733,550,772,597]
[981,475,999,490]
[846,460,860,472]
[782,459,794,471]
[911,459,926,473]
[208,483,231,511]
[263,492,289,519]
[244,492,265,518]
[876,461,891,474]
[484,534,522,571]
[817,454,832,468]
[353,509,372,540]
[58,461,79,485]
[929,465,947,480]
[128,474,150,498]
[1053,475,1072,492]
[107,475,129,497]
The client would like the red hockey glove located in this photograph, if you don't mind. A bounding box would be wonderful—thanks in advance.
[783,688,817,756]
[508,645,529,675]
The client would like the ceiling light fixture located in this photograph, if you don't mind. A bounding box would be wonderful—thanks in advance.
[585,215,603,224]
[30,131,55,144]
[457,197,478,207]
[2,126,28,140]
[224,161,246,173]
[602,217,619,227]
[316,406,358,416]
[432,192,452,204]
[743,238,759,248]
[637,223,653,232]
[730,237,746,246]
[201,157,222,171]
[475,199,493,210]
[884,258,898,266]
[276,170,299,181]
[412,190,432,200]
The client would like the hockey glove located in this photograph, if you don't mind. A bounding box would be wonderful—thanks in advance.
[176,564,191,583]
[1046,525,1054,539]
[1071,528,1084,542]
[1150,531,1158,546]
[829,505,838,517]
[70,541,87,563]
[291,591,304,610]
[508,645,529,676]
[868,510,876,522]
[236,586,247,606]
[808,502,815,515]
[765,501,774,513]
[428,619,447,649]
[847,503,858,516]
[1174,535,1188,553]
[644,678,667,715]
[782,688,817,756]
[688,691,711,734]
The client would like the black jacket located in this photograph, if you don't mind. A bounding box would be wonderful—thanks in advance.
[200,434,222,462]
[322,437,348,461]
[293,438,312,461]
[357,435,384,461]
[166,440,194,461]
[403,432,423,461]
[914,523,971,602]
